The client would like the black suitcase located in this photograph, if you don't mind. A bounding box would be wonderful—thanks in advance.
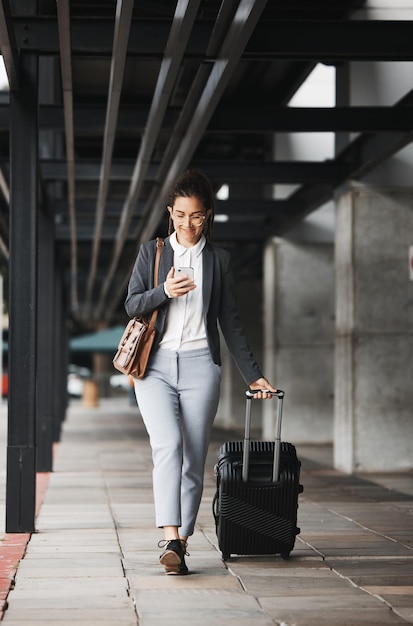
[213,390,303,560]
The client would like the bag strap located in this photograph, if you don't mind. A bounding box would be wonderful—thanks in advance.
[153,237,164,289]
[147,237,164,331]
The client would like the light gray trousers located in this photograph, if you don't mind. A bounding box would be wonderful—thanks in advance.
[134,347,221,537]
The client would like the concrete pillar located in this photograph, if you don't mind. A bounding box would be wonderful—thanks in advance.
[263,238,334,444]
[335,186,413,472]
[215,278,264,432]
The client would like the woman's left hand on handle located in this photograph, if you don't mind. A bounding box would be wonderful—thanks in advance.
[249,377,277,400]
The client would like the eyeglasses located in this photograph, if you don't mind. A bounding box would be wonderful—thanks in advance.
[171,212,206,228]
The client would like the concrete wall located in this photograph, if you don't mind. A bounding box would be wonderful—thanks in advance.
[262,239,334,444]
[215,279,264,431]
[334,186,413,472]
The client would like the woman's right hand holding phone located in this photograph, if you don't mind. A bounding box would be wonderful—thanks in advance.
[164,267,196,298]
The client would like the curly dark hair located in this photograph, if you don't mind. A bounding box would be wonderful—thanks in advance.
[167,169,215,241]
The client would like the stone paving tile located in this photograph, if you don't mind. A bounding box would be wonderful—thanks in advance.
[7,576,127,594]
[351,575,413,587]
[25,528,120,548]
[372,587,413,610]
[230,569,362,597]
[365,474,413,497]
[26,545,120,556]
[16,555,124,578]
[398,610,413,624]
[128,572,242,589]
[260,591,395,610]
[2,608,137,624]
[133,589,274,626]
[322,556,413,623]
[3,622,135,626]
[117,523,158,538]
[3,607,137,626]
[260,604,407,626]
[324,558,413,583]
[3,592,133,611]
[299,538,411,558]
[365,586,413,598]
[328,504,413,529]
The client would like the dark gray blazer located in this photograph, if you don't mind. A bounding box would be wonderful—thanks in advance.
[124,236,262,385]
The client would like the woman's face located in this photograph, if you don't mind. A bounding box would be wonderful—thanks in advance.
[169,196,210,248]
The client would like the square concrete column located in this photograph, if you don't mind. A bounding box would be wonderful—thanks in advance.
[263,238,334,444]
[215,280,265,431]
[335,186,413,472]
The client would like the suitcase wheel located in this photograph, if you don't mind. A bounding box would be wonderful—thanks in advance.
[222,552,230,561]
[280,551,291,560]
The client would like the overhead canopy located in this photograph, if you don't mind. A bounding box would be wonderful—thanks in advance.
[0,1,412,325]
[69,326,124,353]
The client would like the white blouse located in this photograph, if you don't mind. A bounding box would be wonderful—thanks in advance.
[159,232,209,352]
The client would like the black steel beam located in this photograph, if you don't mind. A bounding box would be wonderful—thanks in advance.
[13,16,208,55]
[0,101,176,131]
[246,19,413,61]
[11,18,413,60]
[193,160,353,183]
[55,228,140,241]
[1,103,412,133]
[216,198,293,216]
[35,103,413,133]
[54,198,145,214]
[40,158,352,183]
[40,159,156,180]
[341,129,413,180]
[209,106,413,133]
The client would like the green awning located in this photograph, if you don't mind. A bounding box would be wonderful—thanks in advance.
[69,325,124,353]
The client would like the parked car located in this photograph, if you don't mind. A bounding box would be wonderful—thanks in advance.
[109,373,131,391]
[67,364,91,397]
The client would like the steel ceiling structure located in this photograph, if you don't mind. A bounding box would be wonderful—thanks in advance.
[0,0,413,329]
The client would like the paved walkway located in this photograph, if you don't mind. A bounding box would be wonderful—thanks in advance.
[0,397,412,625]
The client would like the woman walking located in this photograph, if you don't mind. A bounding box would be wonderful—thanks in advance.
[125,169,276,575]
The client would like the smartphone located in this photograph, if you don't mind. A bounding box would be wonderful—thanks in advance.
[176,266,194,280]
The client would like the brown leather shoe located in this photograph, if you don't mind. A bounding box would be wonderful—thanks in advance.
[158,539,189,575]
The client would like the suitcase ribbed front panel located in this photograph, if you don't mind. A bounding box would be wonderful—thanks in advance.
[215,441,302,558]
[220,493,293,543]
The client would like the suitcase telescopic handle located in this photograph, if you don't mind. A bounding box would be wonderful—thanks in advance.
[242,389,285,483]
